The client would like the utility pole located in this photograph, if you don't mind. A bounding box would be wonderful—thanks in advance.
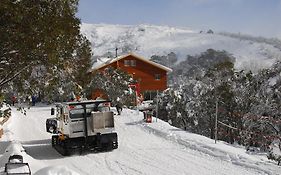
[135,88,138,110]
[215,99,218,144]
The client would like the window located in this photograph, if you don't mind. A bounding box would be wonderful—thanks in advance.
[155,74,161,80]
[124,60,130,66]
[124,60,136,67]
[131,60,136,67]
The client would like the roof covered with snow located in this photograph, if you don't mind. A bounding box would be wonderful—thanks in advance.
[91,53,173,72]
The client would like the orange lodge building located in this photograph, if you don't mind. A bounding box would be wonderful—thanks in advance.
[90,53,172,100]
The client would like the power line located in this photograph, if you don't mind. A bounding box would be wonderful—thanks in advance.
[218,120,238,130]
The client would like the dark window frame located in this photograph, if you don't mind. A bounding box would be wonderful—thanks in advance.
[155,74,161,80]
[131,60,136,67]
[124,60,130,67]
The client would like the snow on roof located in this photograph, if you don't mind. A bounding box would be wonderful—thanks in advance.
[91,53,172,72]
[92,57,112,70]
[59,99,110,106]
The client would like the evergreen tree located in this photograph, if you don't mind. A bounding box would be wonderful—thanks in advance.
[150,52,178,68]
[0,0,92,101]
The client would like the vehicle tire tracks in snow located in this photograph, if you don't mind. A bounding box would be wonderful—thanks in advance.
[139,121,276,175]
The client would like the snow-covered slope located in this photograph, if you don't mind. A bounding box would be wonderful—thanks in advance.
[81,23,281,72]
[0,106,280,174]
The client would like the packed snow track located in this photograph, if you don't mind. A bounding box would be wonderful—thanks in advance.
[0,105,280,175]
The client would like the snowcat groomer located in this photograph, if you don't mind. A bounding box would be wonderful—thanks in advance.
[46,100,118,156]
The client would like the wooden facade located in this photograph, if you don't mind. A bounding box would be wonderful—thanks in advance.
[91,53,172,99]
[91,88,109,100]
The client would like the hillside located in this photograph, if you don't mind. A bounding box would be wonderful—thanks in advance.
[80,23,281,72]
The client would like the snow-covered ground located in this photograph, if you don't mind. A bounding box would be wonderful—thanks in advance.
[81,23,281,72]
[0,105,280,175]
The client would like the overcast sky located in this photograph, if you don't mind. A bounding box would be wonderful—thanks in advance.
[77,0,281,38]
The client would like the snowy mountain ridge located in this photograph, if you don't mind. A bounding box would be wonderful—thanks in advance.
[81,23,281,72]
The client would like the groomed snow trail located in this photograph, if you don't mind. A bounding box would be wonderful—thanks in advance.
[0,106,280,175]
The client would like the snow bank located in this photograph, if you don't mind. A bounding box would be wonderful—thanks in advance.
[140,115,278,174]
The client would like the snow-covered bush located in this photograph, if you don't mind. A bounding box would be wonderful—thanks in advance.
[242,115,279,151]
[267,139,281,165]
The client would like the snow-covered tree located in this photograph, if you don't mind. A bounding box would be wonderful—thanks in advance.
[0,0,92,101]
[240,62,281,151]
[86,67,134,106]
[157,49,240,140]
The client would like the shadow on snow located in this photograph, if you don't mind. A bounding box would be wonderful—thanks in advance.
[22,139,62,160]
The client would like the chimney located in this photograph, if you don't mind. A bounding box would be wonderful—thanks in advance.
[115,47,118,58]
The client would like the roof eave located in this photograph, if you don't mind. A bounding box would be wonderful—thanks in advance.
[91,53,173,73]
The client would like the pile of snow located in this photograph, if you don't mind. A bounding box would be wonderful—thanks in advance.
[81,23,281,72]
[138,100,155,111]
